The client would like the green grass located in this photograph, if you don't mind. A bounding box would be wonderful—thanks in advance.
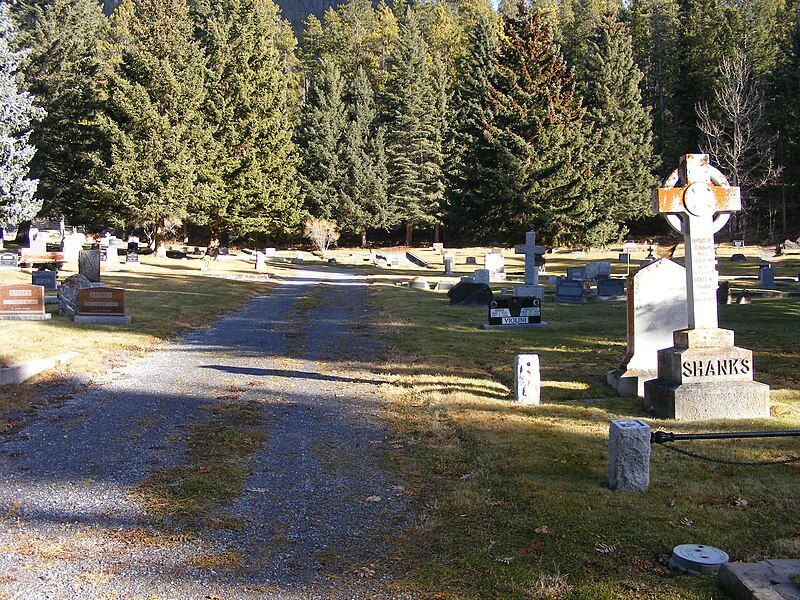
[366,283,800,599]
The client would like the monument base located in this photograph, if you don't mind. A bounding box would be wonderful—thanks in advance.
[606,368,656,398]
[482,321,549,330]
[644,379,770,421]
[73,314,132,325]
[0,313,51,321]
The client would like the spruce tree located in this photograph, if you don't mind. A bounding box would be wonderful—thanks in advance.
[581,14,657,243]
[445,14,500,242]
[383,4,445,245]
[340,66,391,246]
[14,0,107,226]
[297,56,347,221]
[98,0,208,251]
[484,7,594,246]
[192,0,302,246]
[0,3,44,228]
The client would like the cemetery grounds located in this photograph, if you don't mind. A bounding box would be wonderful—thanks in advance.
[0,244,797,598]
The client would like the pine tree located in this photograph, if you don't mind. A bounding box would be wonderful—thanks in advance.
[340,66,391,246]
[14,0,107,225]
[0,3,44,228]
[774,6,800,222]
[581,14,658,243]
[383,5,445,245]
[192,0,303,246]
[97,0,208,252]
[445,14,500,242]
[483,7,594,246]
[297,56,347,221]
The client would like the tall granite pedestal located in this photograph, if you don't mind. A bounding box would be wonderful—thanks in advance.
[644,328,770,420]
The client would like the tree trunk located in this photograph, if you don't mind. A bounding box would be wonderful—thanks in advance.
[207,229,220,259]
[360,230,367,248]
[434,223,441,244]
[155,219,167,258]
[405,222,414,246]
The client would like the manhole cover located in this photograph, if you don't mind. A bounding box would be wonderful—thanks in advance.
[669,544,729,576]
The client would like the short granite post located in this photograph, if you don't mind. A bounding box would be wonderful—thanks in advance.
[607,419,651,492]
[514,354,540,404]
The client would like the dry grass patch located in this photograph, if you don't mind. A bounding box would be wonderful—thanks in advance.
[367,282,800,599]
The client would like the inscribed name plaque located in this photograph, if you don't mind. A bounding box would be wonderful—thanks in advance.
[484,296,547,329]
[77,287,125,315]
[0,284,49,320]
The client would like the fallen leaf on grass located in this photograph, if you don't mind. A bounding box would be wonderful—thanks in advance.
[351,565,376,578]
[631,557,655,571]
[679,517,694,527]
[198,466,211,474]
[535,525,549,534]
[726,496,749,509]
[497,556,515,564]
[595,542,616,554]
[516,541,542,555]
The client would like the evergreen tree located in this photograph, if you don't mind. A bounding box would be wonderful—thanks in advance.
[445,14,500,241]
[774,6,800,219]
[0,3,44,228]
[483,7,594,246]
[14,0,107,225]
[383,5,445,245]
[581,14,657,242]
[297,56,347,221]
[626,0,680,166]
[192,0,303,246]
[97,0,208,251]
[340,66,391,246]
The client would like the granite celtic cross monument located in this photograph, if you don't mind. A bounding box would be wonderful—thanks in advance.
[644,154,770,420]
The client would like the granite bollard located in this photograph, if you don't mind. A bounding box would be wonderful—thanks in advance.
[607,419,651,492]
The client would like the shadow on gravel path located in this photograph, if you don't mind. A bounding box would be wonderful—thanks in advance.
[0,270,414,599]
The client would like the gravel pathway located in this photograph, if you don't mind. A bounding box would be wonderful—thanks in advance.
[0,268,413,599]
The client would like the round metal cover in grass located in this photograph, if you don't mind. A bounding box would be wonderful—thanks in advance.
[669,544,729,576]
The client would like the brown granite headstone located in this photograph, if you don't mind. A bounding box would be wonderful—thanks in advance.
[77,287,125,315]
[0,284,45,316]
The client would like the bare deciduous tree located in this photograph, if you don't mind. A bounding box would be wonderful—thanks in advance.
[303,218,340,257]
[697,48,781,239]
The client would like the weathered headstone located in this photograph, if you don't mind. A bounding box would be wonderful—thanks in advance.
[447,281,493,307]
[432,242,444,252]
[409,276,429,290]
[732,239,744,248]
[57,274,92,316]
[255,251,266,271]
[0,252,18,269]
[62,233,84,262]
[485,296,545,329]
[0,284,49,320]
[758,265,776,289]
[32,269,57,291]
[513,231,547,299]
[555,279,585,303]
[607,259,688,397]
[618,252,631,264]
[79,249,101,283]
[514,354,540,404]
[484,252,505,281]
[607,419,651,492]
[596,278,626,300]
[406,252,431,269]
[585,261,611,280]
[472,269,491,285]
[644,154,770,420]
[443,253,455,276]
[465,256,477,265]
[75,287,131,324]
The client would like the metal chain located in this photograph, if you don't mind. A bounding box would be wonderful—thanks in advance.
[659,442,800,466]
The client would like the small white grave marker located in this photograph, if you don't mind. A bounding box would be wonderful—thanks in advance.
[514,354,540,404]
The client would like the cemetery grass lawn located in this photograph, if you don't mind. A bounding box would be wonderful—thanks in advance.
[0,259,274,413]
[368,284,800,599]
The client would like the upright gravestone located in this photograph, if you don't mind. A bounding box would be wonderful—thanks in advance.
[62,234,84,263]
[513,231,547,299]
[566,266,586,281]
[585,261,611,281]
[596,278,626,301]
[75,287,131,324]
[79,249,101,283]
[32,269,57,291]
[443,253,455,276]
[0,252,18,270]
[255,251,266,271]
[514,354,540,404]
[472,269,490,285]
[484,296,545,329]
[0,284,49,320]
[555,279,585,303]
[607,259,688,397]
[643,154,770,420]
[759,265,776,289]
[484,252,505,281]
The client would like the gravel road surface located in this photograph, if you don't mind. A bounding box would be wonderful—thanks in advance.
[0,268,413,599]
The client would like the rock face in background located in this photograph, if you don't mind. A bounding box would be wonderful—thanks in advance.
[101,0,343,34]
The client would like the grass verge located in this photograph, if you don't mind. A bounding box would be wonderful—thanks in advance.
[368,283,800,599]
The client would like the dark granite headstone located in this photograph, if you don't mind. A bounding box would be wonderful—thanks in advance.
[555,279,585,303]
[447,281,494,307]
[32,269,57,290]
[78,249,101,283]
[597,278,625,299]
[465,257,477,265]
[567,266,586,281]
[487,296,541,326]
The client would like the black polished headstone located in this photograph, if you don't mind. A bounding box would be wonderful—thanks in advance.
[487,296,541,326]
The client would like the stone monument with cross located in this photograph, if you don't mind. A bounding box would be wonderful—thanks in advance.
[514,231,547,299]
[644,154,770,420]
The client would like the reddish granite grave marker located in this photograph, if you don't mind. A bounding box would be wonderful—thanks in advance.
[0,284,49,320]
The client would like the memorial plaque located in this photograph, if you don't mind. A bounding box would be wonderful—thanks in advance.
[0,284,45,316]
[487,296,541,326]
[31,269,57,290]
[77,287,125,315]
